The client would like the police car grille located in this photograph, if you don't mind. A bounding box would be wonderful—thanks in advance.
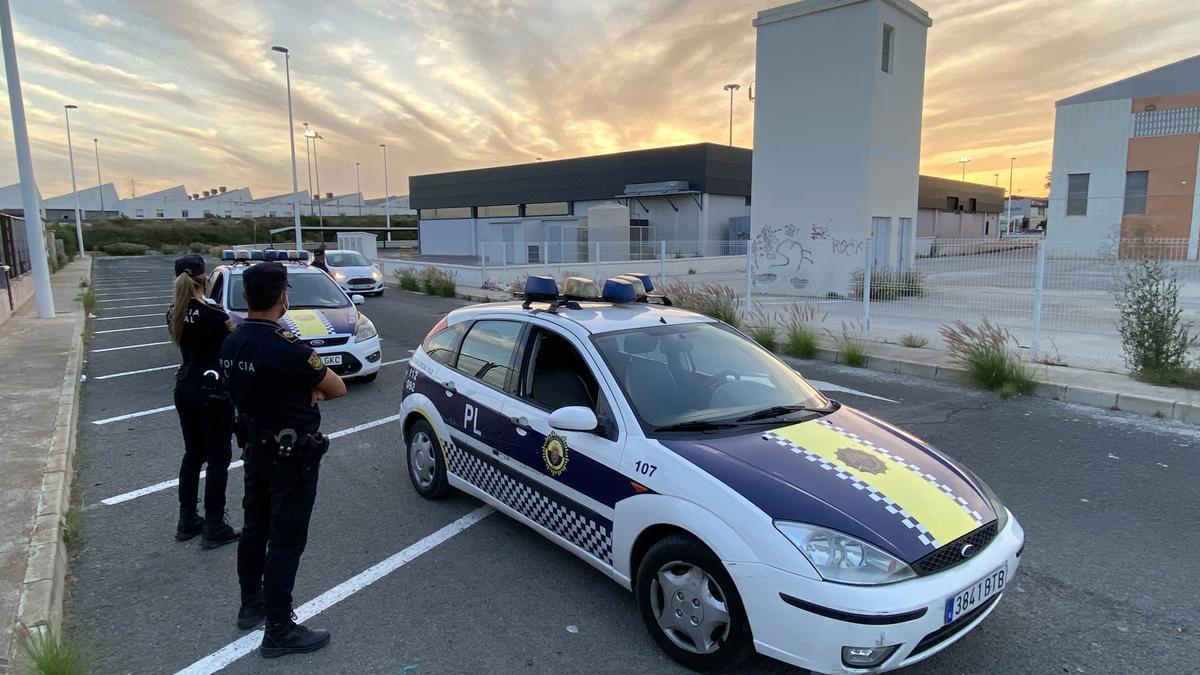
[912,522,998,576]
[348,278,375,285]
[306,336,348,347]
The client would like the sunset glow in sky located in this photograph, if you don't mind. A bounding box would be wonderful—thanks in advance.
[1,0,1196,200]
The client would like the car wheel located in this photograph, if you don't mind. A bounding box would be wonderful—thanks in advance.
[406,419,450,499]
[636,534,752,672]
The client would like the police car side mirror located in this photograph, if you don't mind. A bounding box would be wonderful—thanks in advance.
[548,406,598,433]
[351,294,365,305]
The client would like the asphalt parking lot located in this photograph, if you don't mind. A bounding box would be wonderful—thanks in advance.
[68,255,1198,674]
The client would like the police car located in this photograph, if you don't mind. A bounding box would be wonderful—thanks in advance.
[322,248,385,296]
[208,249,383,382]
[399,275,1023,674]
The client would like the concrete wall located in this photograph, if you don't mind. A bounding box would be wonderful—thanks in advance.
[1047,98,1132,250]
[419,218,477,256]
[0,273,35,328]
[916,208,999,239]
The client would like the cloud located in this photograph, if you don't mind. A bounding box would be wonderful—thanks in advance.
[15,30,190,104]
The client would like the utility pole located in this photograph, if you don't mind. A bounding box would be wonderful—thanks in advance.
[272,46,303,249]
[1,0,54,317]
[1006,156,1016,235]
[355,161,362,216]
[64,104,84,254]
[380,144,391,242]
[310,132,323,226]
[93,138,103,212]
[723,83,740,146]
[302,122,314,216]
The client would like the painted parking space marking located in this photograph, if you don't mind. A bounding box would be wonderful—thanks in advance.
[93,364,178,380]
[806,379,898,403]
[173,506,494,675]
[90,340,171,353]
[97,302,169,310]
[96,289,168,297]
[95,312,162,321]
[94,325,162,335]
[98,295,171,303]
[95,414,404,506]
[92,405,176,425]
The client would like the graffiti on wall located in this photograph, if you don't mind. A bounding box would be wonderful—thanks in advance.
[831,238,865,257]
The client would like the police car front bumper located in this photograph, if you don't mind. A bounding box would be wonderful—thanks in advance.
[733,513,1023,674]
[312,335,382,379]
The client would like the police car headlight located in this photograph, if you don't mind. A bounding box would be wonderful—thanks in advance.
[977,477,1009,533]
[775,521,916,585]
[354,315,377,342]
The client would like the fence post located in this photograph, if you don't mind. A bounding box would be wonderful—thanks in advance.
[745,250,753,309]
[592,240,600,281]
[501,241,507,271]
[862,238,873,334]
[1030,238,1046,356]
[543,241,550,275]
[478,241,487,281]
[662,239,672,283]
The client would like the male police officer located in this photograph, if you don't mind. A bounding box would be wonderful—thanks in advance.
[310,247,330,275]
[220,261,346,658]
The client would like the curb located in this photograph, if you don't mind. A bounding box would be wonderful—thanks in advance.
[10,260,89,662]
[784,347,1197,424]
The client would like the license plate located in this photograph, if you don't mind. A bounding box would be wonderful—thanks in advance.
[945,565,1006,624]
[321,355,343,366]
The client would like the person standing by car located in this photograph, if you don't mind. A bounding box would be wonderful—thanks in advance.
[310,246,330,275]
[220,261,346,657]
[167,255,240,548]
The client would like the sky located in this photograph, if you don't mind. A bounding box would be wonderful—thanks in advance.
[0,0,1196,201]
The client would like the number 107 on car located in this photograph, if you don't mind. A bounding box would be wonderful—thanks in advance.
[945,565,1006,624]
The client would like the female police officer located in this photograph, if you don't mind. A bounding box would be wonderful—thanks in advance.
[167,255,239,548]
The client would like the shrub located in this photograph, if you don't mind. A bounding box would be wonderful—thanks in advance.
[62,507,82,548]
[393,267,420,291]
[80,289,97,314]
[747,314,777,352]
[828,321,869,367]
[939,318,1036,398]
[661,281,743,328]
[158,243,178,255]
[101,242,148,256]
[1138,367,1200,390]
[419,267,456,297]
[900,333,928,348]
[189,242,209,253]
[781,304,825,359]
[851,268,926,300]
[1115,258,1196,375]
[16,625,90,675]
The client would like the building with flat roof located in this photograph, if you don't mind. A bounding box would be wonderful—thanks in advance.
[1047,54,1200,258]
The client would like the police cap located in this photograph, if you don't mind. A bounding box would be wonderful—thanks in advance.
[174,254,206,278]
[243,261,288,296]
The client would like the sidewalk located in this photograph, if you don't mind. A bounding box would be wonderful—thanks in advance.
[0,258,90,672]
[431,280,1200,425]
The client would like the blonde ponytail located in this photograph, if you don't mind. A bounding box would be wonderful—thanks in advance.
[168,273,203,344]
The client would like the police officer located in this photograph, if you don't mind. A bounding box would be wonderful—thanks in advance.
[220,261,346,657]
[310,246,330,275]
[167,255,239,548]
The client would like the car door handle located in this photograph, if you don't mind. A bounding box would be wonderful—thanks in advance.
[442,381,456,396]
[509,416,531,435]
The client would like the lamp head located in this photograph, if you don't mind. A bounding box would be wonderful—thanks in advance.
[724,83,740,92]
[271,46,288,54]
[65,104,78,110]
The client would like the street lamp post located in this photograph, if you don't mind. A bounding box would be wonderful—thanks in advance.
[958,156,971,182]
[380,144,391,242]
[1006,156,1016,235]
[305,129,323,226]
[993,173,999,187]
[271,45,303,249]
[723,83,740,146]
[0,0,53,317]
[64,104,84,255]
[93,138,103,212]
[355,161,362,216]
[302,122,315,215]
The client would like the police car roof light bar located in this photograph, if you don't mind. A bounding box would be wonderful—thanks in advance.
[625,272,654,293]
[234,249,252,261]
[264,249,280,261]
[250,250,266,261]
[562,276,601,301]
[615,274,648,298]
[601,278,637,304]
[221,249,235,261]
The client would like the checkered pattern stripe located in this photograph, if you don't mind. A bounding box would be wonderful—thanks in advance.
[281,313,336,336]
[443,436,614,565]
[764,432,941,549]
[817,420,984,526]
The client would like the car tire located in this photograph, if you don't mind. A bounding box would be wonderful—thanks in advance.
[635,534,753,672]
[405,419,450,499]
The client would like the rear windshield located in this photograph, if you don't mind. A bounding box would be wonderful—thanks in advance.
[326,252,370,267]
[229,270,350,310]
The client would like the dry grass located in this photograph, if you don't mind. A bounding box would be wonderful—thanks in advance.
[662,281,743,328]
[939,318,1036,398]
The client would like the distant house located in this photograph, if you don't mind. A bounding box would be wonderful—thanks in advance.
[915,175,1005,240]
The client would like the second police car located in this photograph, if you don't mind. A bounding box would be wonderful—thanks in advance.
[209,249,383,381]
[400,274,1024,674]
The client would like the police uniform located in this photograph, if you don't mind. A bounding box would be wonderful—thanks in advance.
[169,255,239,548]
[311,248,330,275]
[219,262,332,653]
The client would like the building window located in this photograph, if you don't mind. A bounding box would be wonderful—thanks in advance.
[881,24,895,73]
[1066,173,1090,216]
[945,196,959,211]
[268,211,276,218]
[135,208,144,218]
[420,207,473,220]
[224,210,232,218]
[478,205,520,217]
[524,202,569,216]
[181,209,189,218]
[1123,171,1148,215]
[155,209,165,218]
[968,198,977,212]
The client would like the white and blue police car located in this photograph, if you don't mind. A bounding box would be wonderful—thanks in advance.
[208,249,383,381]
[399,275,1024,673]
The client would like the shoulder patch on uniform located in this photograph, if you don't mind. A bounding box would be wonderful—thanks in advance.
[225,319,237,333]
[308,351,323,370]
[276,328,298,342]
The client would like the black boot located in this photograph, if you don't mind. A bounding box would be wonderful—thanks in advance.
[174,507,204,542]
[237,591,266,630]
[200,511,240,549]
[260,613,330,658]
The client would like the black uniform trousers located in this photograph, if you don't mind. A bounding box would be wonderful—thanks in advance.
[237,441,322,620]
[174,391,233,514]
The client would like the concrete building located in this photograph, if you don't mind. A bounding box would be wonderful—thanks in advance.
[916,175,1004,239]
[751,0,932,295]
[408,143,752,263]
[1047,53,1200,258]
[1003,196,1048,232]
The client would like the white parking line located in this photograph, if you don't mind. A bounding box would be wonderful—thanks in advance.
[95,312,162,321]
[99,302,169,310]
[96,414,404,505]
[807,379,898,403]
[96,289,167,297]
[98,295,170,302]
[92,405,177,425]
[93,325,162,335]
[90,340,171,353]
[380,357,410,367]
[93,364,178,380]
[173,506,493,675]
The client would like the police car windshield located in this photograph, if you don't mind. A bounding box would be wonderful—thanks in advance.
[326,252,369,267]
[592,322,829,432]
[228,270,350,311]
